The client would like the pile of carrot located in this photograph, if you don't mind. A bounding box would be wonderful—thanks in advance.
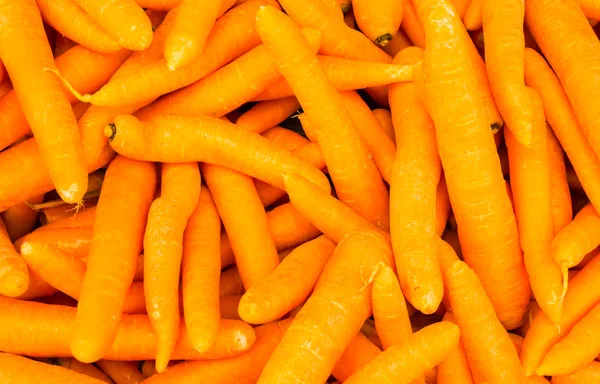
[3,0,600,382]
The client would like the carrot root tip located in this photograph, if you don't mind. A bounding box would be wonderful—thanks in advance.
[46,67,92,103]
[374,33,393,47]
[105,124,117,141]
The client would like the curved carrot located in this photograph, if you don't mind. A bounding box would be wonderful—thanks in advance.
[415,0,529,329]
[482,0,533,146]
[547,129,573,233]
[464,0,482,30]
[182,186,221,353]
[331,332,382,382]
[220,267,243,297]
[353,0,403,46]
[0,218,29,297]
[71,156,157,363]
[36,0,121,53]
[372,108,395,142]
[236,98,301,134]
[238,235,336,324]
[257,231,392,384]
[0,195,43,241]
[0,0,87,204]
[343,322,460,384]
[551,361,600,384]
[437,312,474,384]
[108,114,330,193]
[96,360,145,384]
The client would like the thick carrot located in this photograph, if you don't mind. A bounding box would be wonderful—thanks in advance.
[53,358,112,383]
[372,108,396,142]
[401,1,426,48]
[257,231,392,384]
[76,0,277,107]
[415,0,530,329]
[464,0,482,30]
[526,0,600,161]
[36,0,121,53]
[0,0,87,203]
[236,98,301,134]
[331,332,382,382]
[182,186,221,353]
[353,0,403,46]
[523,48,600,214]
[96,360,145,384]
[108,114,330,193]
[0,353,108,384]
[437,312,474,384]
[372,265,413,349]
[220,267,243,296]
[551,361,600,384]
[144,163,200,372]
[0,195,43,241]
[482,0,533,146]
[238,235,336,324]
[389,48,443,314]
[71,156,157,363]
[0,218,29,297]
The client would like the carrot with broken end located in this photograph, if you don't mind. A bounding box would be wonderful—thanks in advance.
[236,98,301,134]
[547,128,573,233]
[353,0,403,46]
[437,312,474,384]
[108,114,330,193]
[238,235,336,324]
[96,360,145,384]
[71,156,157,363]
[1,195,43,241]
[0,218,29,297]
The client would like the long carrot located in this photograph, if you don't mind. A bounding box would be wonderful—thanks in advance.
[546,129,573,233]
[238,235,336,324]
[236,98,301,134]
[415,0,530,329]
[331,332,382,382]
[36,0,121,53]
[0,195,43,241]
[551,361,600,384]
[482,0,533,146]
[389,47,443,314]
[0,218,29,297]
[353,0,404,46]
[96,360,145,384]
[437,312,474,384]
[182,186,221,354]
[0,0,88,204]
[505,89,564,323]
[257,230,392,384]
[0,353,108,384]
[71,156,157,363]
[144,163,200,372]
[108,114,330,193]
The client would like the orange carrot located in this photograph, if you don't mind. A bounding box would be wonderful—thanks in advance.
[575,0,600,20]
[0,0,88,203]
[464,0,482,30]
[53,358,112,383]
[372,108,395,143]
[0,195,43,241]
[436,177,451,236]
[144,163,200,371]
[238,235,336,324]
[372,265,413,349]
[15,226,93,259]
[261,126,309,149]
[96,360,145,384]
[437,312,474,384]
[452,0,471,18]
[133,0,177,10]
[257,231,392,384]
[482,0,533,146]
[219,267,243,297]
[389,47,443,314]
[42,206,97,230]
[383,29,413,57]
[353,0,404,46]
[71,156,157,363]
[415,0,530,329]
[321,0,344,19]
[547,128,574,233]
[182,186,221,354]
[401,1,426,48]
[331,332,382,382]
[36,0,121,53]
[0,218,29,297]
[236,98,301,134]
[108,114,330,193]
[551,361,600,384]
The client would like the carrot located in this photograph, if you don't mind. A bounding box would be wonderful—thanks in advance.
[482,0,533,146]
[436,177,451,236]
[389,47,443,314]
[382,29,413,57]
[331,332,382,382]
[42,206,97,230]
[339,91,397,182]
[505,89,564,323]
[452,0,471,18]
[437,312,474,384]
[401,1,426,48]
[372,108,395,142]
[144,163,200,372]
[75,0,277,107]
[464,0,482,30]
[415,0,530,329]
[261,127,309,149]
[0,218,29,297]
[133,0,179,10]
[551,361,600,384]
[96,361,145,384]
[71,156,157,363]
[526,0,600,161]
[0,353,108,384]
[182,186,221,354]
[372,265,413,349]
[236,98,301,134]
[16,225,94,258]
[575,0,600,20]
[321,0,344,19]
[547,128,574,233]
[523,48,600,214]
[257,231,392,384]
[108,114,330,193]
[53,358,112,383]
[0,195,43,241]
[36,0,121,53]
[353,0,403,46]
[238,235,336,324]
[220,267,243,296]
[0,0,87,204]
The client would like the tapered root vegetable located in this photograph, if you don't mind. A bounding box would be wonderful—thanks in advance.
[352,0,404,46]
[0,218,29,297]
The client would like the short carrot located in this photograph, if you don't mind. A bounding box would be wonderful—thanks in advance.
[107,114,330,193]
[464,0,482,30]
[551,361,600,384]
[238,235,336,324]
[236,98,301,134]
[0,218,29,297]
[96,360,145,384]
[182,186,221,353]
[352,0,404,46]
[219,267,243,297]
[53,358,112,383]
[144,163,200,372]
[331,332,382,382]
[0,195,43,241]
[372,108,395,143]
[547,128,574,233]
[71,156,157,363]
[437,312,474,384]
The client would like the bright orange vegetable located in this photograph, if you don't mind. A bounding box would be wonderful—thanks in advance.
[96,360,145,384]
[0,195,43,241]
[551,361,600,384]
[331,332,382,382]
[236,98,301,134]
[0,218,29,297]
[353,0,404,46]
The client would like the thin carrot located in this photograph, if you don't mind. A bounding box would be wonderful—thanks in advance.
[372,108,395,142]
[219,267,243,297]
[0,218,29,297]
[0,353,108,384]
[482,0,533,146]
[551,361,600,384]
[144,163,200,372]
[53,358,112,383]
[236,98,301,134]
[415,0,529,329]
[107,114,330,193]
[238,235,336,324]
[401,1,426,48]
[0,195,43,241]
[257,230,392,384]
[182,186,221,353]
[546,128,574,233]
[372,265,413,349]
[96,360,145,384]
[0,0,87,203]
[464,0,482,30]
[389,47,443,314]
[437,312,474,384]
[331,332,382,382]
[71,156,157,363]
[36,0,121,53]
[353,0,403,46]
[343,322,459,384]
